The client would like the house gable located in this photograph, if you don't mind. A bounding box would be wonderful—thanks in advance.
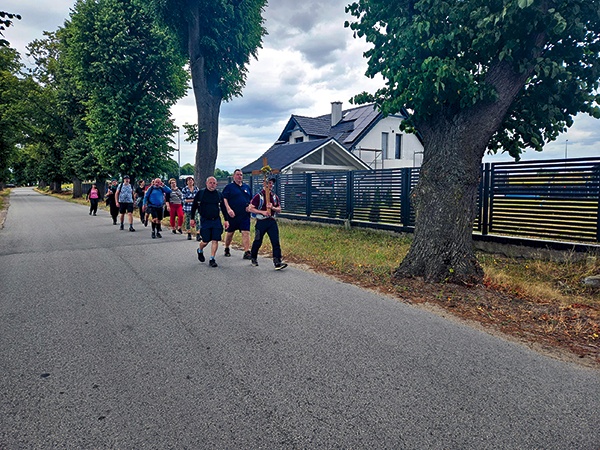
[277,104,385,149]
[247,102,424,173]
[241,138,370,174]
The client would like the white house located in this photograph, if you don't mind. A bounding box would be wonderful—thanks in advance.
[242,102,424,174]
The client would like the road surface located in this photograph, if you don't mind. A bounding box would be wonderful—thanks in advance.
[1,187,598,448]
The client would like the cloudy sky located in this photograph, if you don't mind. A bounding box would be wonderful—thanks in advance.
[4,0,599,170]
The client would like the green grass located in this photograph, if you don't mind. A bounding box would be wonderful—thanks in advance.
[0,188,10,210]
[217,217,600,309]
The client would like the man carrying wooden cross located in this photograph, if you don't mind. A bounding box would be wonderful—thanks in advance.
[248,175,287,270]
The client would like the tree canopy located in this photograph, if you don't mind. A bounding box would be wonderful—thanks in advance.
[0,11,21,48]
[347,0,600,159]
[65,0,189,181]
[152,0,267,183]
[346,0,600,284]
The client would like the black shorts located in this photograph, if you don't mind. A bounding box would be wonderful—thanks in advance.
[227,213,251,233]
[200,218,223,242]
[148,206,164,220]
[119,202,134,214]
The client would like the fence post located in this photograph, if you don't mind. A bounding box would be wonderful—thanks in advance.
[596,193,600,243]
[400,168,411,228]
[306,173,312,217]
[346,171,354,221]
[481,163,491,236]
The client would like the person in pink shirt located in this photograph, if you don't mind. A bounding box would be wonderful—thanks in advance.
[86,183,100,216]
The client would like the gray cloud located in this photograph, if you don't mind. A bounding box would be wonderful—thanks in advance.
[8,0,598,171]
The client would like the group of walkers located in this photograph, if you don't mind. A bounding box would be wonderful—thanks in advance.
[86,169,287,270]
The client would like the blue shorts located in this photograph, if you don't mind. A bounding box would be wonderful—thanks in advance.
[200,218,223,242]
[226,213,250,233]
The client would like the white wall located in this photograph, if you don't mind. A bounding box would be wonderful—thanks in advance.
[352,116,424,169]
[289,130,306,144]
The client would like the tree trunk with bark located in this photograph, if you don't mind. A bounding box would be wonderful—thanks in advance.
[72,177,82,198]
[188,10,222,185]
[395,60,536,285]
[394,118,485,285]
[50,180,62,193]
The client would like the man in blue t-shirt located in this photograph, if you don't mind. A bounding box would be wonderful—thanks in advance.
[222,169,252,259]
[143,178,172,239]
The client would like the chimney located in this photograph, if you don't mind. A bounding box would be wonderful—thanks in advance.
[331,101,342,127]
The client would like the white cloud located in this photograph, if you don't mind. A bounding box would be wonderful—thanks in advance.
[5,0,599,171]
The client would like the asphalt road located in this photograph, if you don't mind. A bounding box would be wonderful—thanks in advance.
[1,187,599,449]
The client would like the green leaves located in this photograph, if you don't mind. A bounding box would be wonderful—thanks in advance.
[347,0,600,159]
[517,0,534,8]
[65,0,189,179]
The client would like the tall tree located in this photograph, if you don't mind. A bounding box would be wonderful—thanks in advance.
[0,46,23,186]
[152,0,267,183]
[346,0,600,285]
[65,0,189,180]
[26,31,90,194]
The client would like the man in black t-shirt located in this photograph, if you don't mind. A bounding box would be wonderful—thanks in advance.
[190,177,229,267]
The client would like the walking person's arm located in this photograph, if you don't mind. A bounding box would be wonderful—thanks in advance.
[190,189,202,228]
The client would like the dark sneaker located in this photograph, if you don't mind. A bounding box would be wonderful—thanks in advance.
[113,221,117,225]
[224,247,231,257]
[172,229,177,234]
[243,250,252,260]
[120,223,124,230]
[197,250,205,262]
[196,234,201,241]
[156,232,162,238]
[187,233,192,240]
[209,259,218,268]
[152,231,156,239]
[251,258,258,266]
[129,226,135,232]
[93,213,96,216]
[274,262,288,271]
[144,219,148,227]
[178,229,183,234]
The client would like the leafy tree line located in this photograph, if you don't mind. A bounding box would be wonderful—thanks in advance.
[1,0,188,193]
[1,0,265,193]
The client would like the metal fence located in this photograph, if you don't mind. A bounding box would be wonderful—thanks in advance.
[247,156,600,246]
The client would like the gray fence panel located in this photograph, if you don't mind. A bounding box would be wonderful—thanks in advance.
[263,156,600,246]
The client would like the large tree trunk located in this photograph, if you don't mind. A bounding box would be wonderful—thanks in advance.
[395,60,536,285]
[188,10,222,185]
[72,177,83,198]
[50,180,62,194]
[394,119,485,285]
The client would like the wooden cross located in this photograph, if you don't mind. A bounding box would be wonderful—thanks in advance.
[252,157,279,213]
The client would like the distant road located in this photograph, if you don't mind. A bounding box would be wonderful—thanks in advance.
[1,187,599,449]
